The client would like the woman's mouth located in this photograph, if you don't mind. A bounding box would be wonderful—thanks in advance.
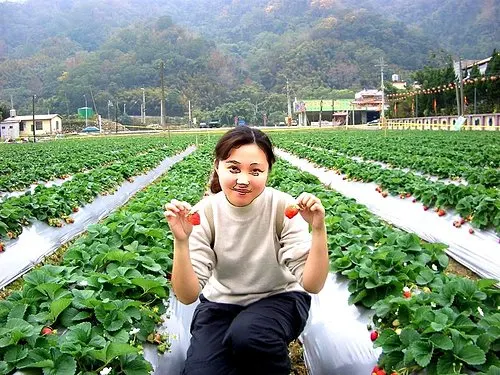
[233,188,251,195]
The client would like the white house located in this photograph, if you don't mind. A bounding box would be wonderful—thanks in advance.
[0,113,63,140]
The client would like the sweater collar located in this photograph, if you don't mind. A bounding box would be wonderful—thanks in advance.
[218,187,269,219]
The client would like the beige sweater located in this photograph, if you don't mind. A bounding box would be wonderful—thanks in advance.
[188,187,312,306]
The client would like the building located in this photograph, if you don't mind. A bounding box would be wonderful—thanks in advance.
[293,99,352,126]
[293,90,388,126]
[0,112,63,140]
[351,89,388,123]
[391,74,407,90]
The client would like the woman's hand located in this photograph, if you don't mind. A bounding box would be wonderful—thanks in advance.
[164,199,195,241]
[296,193,325,230]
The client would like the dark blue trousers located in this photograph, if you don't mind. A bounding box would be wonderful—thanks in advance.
[182,291,311,375]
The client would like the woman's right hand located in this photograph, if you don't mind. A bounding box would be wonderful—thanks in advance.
[164,199,194,241]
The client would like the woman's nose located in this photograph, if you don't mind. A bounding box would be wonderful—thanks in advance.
[236,175,249,185]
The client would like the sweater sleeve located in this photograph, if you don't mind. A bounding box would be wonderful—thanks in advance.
[188,199,216,290]
[276,196,311,285]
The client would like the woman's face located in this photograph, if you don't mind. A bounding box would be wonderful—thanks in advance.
[216,143,269,207]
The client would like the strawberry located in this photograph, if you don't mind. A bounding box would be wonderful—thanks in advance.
[381,192,388,198]
[403,290,412,299]
[0,242,4,253]
[187,212,201,226]
[7,231,14,239]
[406,193,411,198]
[437,209,446,217]
[469,228,474,234]
[41,327,53,335]
[412,198,417,203]
[370,331,379,341]
[285,204,300,219]
[72,207,79,213]
[423,206,429,211]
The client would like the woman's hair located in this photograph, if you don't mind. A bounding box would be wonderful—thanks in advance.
[209,127,275,193]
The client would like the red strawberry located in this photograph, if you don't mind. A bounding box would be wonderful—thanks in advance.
[41,327,53,335]
[469,228,474,234]
[423,206,429,211]
[370,331,379,341]
[412,198,417,203]
[0,242,4,253]
[459,218,466,225]
[72,207,79,213]
[403,290,412,299]
[406,193,411,198]
[437,209,446,217]
[285,204,300,219]
[187,212,201,226]
[381,192,388,198]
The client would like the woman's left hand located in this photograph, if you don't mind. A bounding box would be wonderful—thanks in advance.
[296,193,325,230]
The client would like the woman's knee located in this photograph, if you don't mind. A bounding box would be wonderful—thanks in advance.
[225,313,286,355]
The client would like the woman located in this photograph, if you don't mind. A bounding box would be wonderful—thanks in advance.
[164,126,328,374]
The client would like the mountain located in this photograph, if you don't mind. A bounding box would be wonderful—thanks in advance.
[0,0,497,118]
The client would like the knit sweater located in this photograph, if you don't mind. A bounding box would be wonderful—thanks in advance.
[188,187,312,306]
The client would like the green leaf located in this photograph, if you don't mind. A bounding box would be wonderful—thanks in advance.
[399,328,420,346]
[410,340,433,367]
[36,283,63,300]
[455,344,486,365]
[430,333,453,350]
[7,304,27,321]
[43,354,76,375]
[123,358,153,375]
[48,298,72,322]
[4,346,28,363]
[436,352,456,374]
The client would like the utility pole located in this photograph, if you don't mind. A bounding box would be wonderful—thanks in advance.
[32,94,36,143]
[141,88,146,124]
[115,100,118,134]
[188,100,192,128]
[84,94,88,127]
[160,61,169,142]
[286,78,291,125]
[319,100,323,127]
[458,58,464,116]
[375,57,387,121]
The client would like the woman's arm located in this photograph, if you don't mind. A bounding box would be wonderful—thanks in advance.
[296,193,328,294]
[164,199,203,304]
[302,223,328,293]
[171,238,201,304]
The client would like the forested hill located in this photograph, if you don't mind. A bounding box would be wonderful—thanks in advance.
[0,0,497,117]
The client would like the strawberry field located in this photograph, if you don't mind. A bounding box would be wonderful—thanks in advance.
[0,130,499,375]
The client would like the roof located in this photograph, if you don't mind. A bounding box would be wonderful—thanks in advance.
[7,114,61,121]
[294,99,353,112]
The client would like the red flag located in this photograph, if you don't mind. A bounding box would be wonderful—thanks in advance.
[433,98,437,114]
[394,102,397,116]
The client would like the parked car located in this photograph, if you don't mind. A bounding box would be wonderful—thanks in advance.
[81,126,100,133]
[208,120,221,128]
[199,122,209,128]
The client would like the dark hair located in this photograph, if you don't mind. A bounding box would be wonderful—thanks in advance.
[209,127,275,193]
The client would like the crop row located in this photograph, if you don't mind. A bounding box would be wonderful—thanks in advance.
[273,139,500,234]
[0,136,182,193]
[271,131,500,188]
[268,159,499,375]
[0,138,192,241]
[0,146,213,374]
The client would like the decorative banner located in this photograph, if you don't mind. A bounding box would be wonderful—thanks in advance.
[387,75,498,100]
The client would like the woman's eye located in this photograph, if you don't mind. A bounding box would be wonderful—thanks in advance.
[229,166,240,173]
